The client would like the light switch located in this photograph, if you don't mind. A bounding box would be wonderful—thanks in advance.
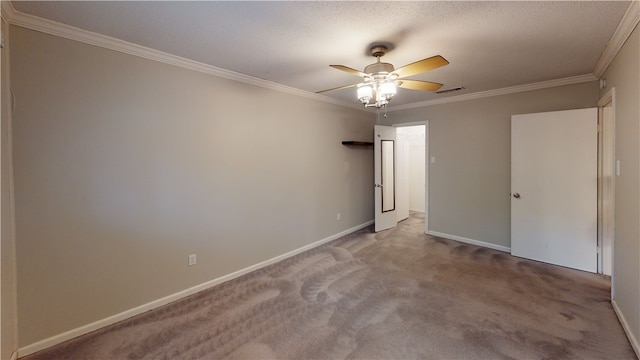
[616,160,621,176]
[430,156,436,164]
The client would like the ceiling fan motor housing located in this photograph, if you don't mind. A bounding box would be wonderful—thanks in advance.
[364,62,395,75]
[366,45,395,75]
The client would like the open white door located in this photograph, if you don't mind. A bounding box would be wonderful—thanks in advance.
[511,108,597,272]
[375,125,397,232]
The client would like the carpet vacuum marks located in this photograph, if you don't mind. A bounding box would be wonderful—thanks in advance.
[25,213,636,359]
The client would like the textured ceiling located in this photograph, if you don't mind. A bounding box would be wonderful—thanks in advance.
[11,1,631,107]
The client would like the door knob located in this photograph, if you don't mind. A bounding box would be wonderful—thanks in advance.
[513,193,521,199]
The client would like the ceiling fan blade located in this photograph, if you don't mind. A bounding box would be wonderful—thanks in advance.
[399,79,444,92]
[316,83,359,94]
[330,65,368,77]
[393,55,449,79]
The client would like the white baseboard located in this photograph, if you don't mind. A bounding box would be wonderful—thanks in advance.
[612,299,640,358]
[10,350,18,360]
[17,220,374,358]
[426,231,511,253]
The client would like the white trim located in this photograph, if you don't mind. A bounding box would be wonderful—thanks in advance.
[0,1,362,112]
[427,231,511,253]
[593,1,640,78]
[612,299,640,359]
[17,219,374,357]
[389,74,597,111]
[596,88,616,283]
[0,1,622,114]
[0,1,15,23]
[598,87,617,108]
[424,122,429,234]
[9,351,17,360]
[1,15,20,360]
[392,121,429,127]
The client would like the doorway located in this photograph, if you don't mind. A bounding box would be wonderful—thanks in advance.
[395,123,428,234]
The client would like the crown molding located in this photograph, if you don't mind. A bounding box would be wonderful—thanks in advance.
[1,1,363,111]
[1,0,17,22]
[2,1,628,113]
[593,1,640,78]
[388,74,597,112]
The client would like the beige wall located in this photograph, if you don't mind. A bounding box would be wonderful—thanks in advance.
[601,24,640,352]
[8,10,639,356]
[10,26,374,346]
[1,18,18,360]
[383,82,599,248]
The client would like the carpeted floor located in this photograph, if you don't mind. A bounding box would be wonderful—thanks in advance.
[24,212,636,359]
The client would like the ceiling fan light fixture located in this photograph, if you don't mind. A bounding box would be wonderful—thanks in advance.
[357,80,396,108]
[378,81,397,100]
[357,85,373,104]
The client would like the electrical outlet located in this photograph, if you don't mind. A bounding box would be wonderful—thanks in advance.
[188,254,197,266]
[337,213,341,221]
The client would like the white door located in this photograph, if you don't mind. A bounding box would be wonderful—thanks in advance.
[375,125,397,232]
[511,108,597,273]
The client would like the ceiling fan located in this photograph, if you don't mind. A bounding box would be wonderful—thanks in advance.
[317,45,449,108]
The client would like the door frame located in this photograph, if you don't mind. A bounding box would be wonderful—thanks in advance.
[597,88,616,283]
[392,121,429,234]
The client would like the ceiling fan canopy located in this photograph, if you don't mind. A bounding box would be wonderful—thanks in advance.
[317,45,449,108]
